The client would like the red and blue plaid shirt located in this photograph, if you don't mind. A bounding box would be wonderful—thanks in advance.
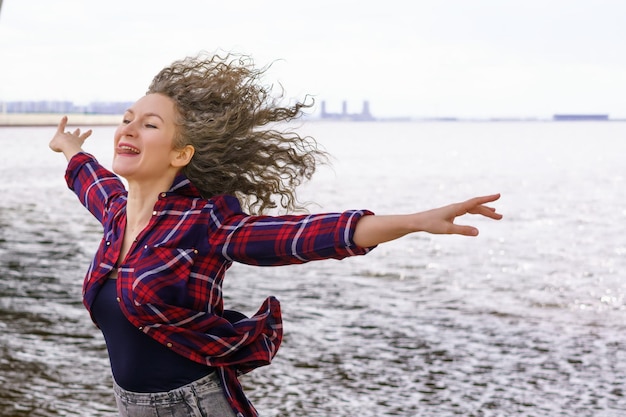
[65,152,374,417]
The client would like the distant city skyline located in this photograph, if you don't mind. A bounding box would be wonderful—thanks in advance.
[2,98,622,122]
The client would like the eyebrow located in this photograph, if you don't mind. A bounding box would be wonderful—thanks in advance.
[124,109,165,122]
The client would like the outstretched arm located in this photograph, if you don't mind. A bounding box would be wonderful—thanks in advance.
[352,194,502,247]
[49,116,93,161]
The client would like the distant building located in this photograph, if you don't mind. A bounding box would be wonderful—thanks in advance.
[553,114,609,121]
[4,100,74,114]
[1,100,132,115]
[320,100,375,121]
[85,101,134,115]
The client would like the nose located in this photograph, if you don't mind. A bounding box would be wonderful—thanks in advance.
[117,119,137,137]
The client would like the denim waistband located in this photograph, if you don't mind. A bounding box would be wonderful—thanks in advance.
[112,371,219,406]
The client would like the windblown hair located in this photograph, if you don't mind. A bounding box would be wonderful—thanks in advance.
[147,52,325,214]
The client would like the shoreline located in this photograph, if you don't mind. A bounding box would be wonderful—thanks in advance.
[2,113,625,127]
[0,113,121,127]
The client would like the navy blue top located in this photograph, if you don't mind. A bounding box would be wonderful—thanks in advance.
[92,277,213,392]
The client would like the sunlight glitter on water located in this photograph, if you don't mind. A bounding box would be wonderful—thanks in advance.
[2,121,626,416]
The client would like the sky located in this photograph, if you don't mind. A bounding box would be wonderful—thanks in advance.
[1,0,626,119]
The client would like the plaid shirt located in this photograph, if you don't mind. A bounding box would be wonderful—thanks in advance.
[65,152,374,417]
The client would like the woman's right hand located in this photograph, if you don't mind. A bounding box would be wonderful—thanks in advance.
[49,116,93,161]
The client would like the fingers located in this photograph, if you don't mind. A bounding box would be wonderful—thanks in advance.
[464,194,503,220]
[57,118,93,140]
[80,129,93,140]
[56,116,68,133]
[50,117,93,156]
[470,204,503,219]
[470,193,501,206]
[450,224,479,237]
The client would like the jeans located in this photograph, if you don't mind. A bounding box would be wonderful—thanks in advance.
[113,372,237,417]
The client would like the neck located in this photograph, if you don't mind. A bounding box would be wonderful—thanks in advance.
[125,173,176,232]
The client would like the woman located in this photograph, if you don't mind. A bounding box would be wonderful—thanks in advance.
[49,52,502,417]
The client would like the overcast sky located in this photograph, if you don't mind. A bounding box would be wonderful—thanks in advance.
[1,0,625,118]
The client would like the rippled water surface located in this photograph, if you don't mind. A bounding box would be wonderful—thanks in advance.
[1,121,625,416]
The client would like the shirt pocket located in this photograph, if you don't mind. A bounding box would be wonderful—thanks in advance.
[132,246,199,307]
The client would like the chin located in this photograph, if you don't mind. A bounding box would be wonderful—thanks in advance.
[111,161,134,179]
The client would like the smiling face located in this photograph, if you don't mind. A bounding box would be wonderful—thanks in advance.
[112,93,191,183]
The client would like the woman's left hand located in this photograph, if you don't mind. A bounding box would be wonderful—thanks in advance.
[419,193,502,236]
[352,193,502,247]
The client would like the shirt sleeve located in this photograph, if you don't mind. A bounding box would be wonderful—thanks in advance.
[207,195,376,266]
[65,152,126,225]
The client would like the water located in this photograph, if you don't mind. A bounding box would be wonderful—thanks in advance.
[1,121,625,416]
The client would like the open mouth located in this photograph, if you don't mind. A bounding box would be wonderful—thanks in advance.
[117,145,140,154]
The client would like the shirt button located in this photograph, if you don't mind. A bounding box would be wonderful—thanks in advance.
[160,192,167,198]
[144,245,148,249]
[105,241,111,246]
[116,297,121,303]
[152,210,157,216]
[166,343,173,348]
[138,326,143,331]
[193,249,198,254]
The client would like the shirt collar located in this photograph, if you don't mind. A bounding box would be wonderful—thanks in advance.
[168,173,202,198]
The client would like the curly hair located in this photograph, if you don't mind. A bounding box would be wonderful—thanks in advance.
[147,52,326,214]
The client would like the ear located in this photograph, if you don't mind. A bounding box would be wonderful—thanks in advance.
[171,145,195,168]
